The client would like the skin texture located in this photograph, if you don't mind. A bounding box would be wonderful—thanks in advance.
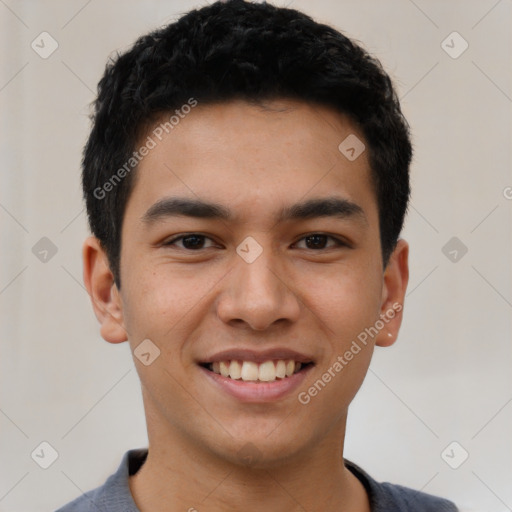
[83,99,409,511]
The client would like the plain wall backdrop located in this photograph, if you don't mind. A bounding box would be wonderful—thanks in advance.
[1,1,511,511]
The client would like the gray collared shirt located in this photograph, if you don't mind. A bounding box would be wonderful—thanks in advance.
[55,449,458,511]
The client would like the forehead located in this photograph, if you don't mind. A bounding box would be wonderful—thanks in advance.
[126,98,376,226]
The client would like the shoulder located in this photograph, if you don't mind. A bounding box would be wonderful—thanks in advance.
[377,482,459,511]
[54,449,146,512]
[55,485,106,512]
[345,459,458,512]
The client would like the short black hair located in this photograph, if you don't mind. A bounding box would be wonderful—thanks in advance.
[82,0,412,287]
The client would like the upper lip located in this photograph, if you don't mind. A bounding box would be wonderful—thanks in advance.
[199,348,314,364]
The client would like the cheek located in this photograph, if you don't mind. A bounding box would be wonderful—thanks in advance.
[299,263,382,341]
[121,262,221,346]
[123,276,182,338]
[303,263,382,410]
[300,271,380,422]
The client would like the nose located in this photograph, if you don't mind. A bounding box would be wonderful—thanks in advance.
[215,247,301,331]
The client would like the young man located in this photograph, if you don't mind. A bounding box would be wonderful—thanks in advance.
[57,1,458,510]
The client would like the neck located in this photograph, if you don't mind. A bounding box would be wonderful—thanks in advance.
[129,406,370,511]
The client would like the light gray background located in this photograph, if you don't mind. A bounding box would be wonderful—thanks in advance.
[1,1,511,511]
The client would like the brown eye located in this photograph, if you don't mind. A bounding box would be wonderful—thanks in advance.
[305,234,329,249]
[163,234,216,250]
[295,234,346,250]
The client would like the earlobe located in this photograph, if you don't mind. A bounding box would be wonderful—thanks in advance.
[375,239,409,348]
[82,236,128,344]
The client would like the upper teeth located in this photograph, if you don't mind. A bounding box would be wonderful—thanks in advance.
[211,360,302,382]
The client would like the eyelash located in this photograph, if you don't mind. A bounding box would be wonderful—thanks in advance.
[162,233,349,251]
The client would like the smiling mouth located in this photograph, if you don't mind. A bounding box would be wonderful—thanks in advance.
[200,360,314,382]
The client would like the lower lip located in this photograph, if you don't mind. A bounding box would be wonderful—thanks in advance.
[200,365,313,403]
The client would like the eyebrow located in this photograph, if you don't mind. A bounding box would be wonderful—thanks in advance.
[141,196,367,226]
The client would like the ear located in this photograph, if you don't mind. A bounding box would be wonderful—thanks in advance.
[82,236,128,344]
[375,238,409,348]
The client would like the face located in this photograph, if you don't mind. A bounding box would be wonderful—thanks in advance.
[84,98,408,467]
